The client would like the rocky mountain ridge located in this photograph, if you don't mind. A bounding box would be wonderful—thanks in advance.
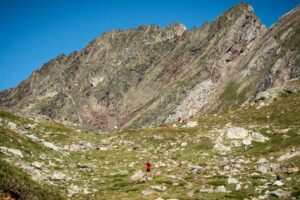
[0,3,299,131]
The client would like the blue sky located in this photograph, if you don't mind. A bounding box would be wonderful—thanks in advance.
[0,0,299,91]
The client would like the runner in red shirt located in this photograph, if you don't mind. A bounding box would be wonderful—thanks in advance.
[145,161,151,177]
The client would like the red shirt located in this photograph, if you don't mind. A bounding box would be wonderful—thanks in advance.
[146,162,151,170]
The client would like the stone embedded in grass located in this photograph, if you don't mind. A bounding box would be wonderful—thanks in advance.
[214,143,231,152]
[76,163,95,169]
[39,153,46,161]
[96,146,111,151]
[151,185,167,191]
[181,142,187,147]
[68,184,81,196]
[216,185,227,193]
[228,177,239,184]
[141,190,153,196]
[199,188,214,193]
[43,141,61,151]
[51,172,71,181]
[130,170,146,182]
[236,183,241,190]
[27,134,40,142]
[0,146,23,158]
[24,124,35,130]
[7,121,17,130]
[31,161,43,170]
[273,180,284,186]
[276,150,300,162]
[226,127,249,139]
[269,189,291,198]
[183,121,198,128]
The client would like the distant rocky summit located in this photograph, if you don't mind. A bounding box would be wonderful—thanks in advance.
[0,3,299,130]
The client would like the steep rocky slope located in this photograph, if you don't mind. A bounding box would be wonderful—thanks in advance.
[0,3,299,131]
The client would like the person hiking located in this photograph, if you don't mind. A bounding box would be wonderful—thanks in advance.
[145,161,152,177]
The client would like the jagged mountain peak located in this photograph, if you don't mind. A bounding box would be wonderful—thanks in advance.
[0,3,299,131]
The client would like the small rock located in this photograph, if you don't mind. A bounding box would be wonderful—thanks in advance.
[51,172,70,181]
[214,143,231,152]
[183,121,198,128]
[76,163,94,169]
[199,188,214,193]
[141,190,153,196]
[151,185,167,191]
[257,158,268,164]
[7,122,17,130]
[257,163,272,173]
[96,146,109,151]
[269,189,291,198]
[242,138,252,146]
[226,127,249,139]
[25,124,35,130]
[27,134,40,142]
[277,151,300,162]
[236,184,241,190]
[287,167,299,174]
[228,177,239,184]
[31,161,43,169]
[216,185,227,193]
[68,184,80,196]
[43,142,61,151]
[181,142,187,147]
[273,180,284,186]
[39,153,46,160]
[188,165,203,172]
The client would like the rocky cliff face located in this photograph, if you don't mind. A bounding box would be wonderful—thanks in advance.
[0,3,299,130]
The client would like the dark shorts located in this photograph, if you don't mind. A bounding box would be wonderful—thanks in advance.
[147,169,150,172]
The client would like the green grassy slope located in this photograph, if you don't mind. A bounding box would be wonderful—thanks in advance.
[0,92,299,199]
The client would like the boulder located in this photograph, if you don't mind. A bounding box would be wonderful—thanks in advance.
[130,170,146,182]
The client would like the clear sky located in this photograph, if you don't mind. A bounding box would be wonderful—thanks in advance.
[0,0,299,91]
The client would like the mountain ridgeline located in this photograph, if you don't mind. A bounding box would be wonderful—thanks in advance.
[0,3,300,130]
